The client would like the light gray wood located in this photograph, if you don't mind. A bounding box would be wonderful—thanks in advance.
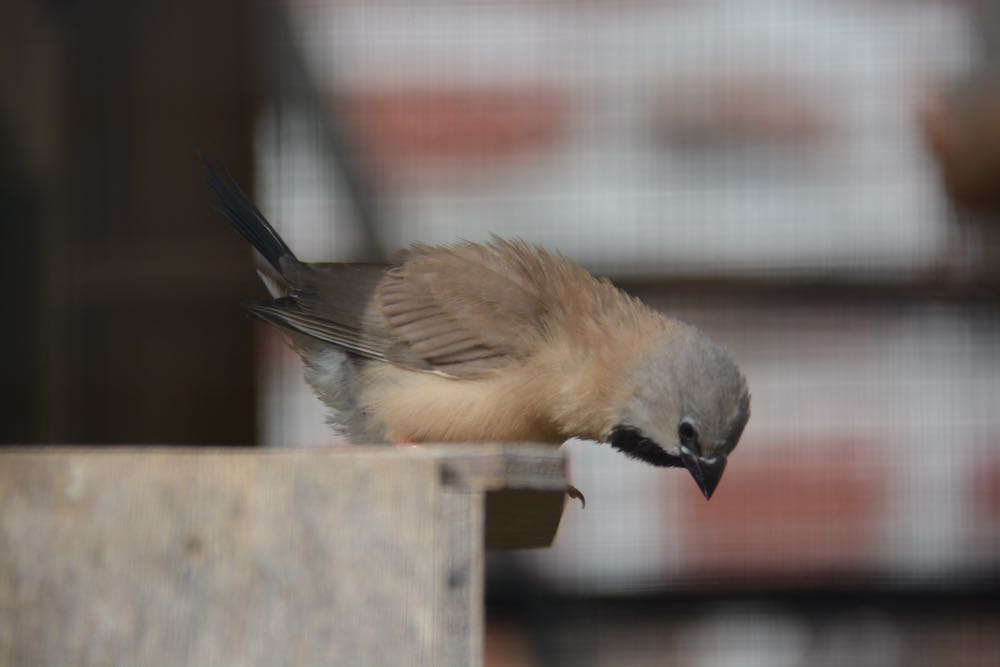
[0,445,565,667]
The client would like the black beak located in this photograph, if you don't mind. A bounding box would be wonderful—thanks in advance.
[679,447,727,499]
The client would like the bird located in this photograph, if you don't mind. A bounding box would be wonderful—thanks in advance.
[206,163,750,500]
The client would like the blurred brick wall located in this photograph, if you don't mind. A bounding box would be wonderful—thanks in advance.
[260,0,1000,589]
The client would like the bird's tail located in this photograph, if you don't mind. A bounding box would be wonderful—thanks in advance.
[202,156,297,273]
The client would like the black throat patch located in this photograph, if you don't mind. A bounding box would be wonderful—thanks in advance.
[607,425,683,468]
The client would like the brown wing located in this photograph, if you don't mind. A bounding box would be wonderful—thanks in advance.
[248,239,568,377]
[246,261,395,361]
[376,238,554,376]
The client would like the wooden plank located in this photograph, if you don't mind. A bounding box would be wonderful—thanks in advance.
[0,445,565,667]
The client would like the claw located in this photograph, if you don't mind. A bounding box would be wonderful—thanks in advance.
[566,484,586,509]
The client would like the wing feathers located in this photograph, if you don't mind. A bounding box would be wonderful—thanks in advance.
[245,237,620,378]
[208,166,587,376]
[375,239,553,375]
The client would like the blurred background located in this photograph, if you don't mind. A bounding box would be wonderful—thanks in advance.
[4,0,1000,664]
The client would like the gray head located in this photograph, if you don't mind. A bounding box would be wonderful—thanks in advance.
[606,326,750,499]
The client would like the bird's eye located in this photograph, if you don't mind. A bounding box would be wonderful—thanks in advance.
[678,419,698,447]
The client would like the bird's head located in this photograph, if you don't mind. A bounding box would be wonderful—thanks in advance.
[605,326,750,499]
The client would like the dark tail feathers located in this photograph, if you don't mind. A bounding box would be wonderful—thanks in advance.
[202,156,297,272]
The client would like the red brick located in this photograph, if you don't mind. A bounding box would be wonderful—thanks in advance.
[340,87,569,173]
[971,443,1000,519]
[675,440,885,581]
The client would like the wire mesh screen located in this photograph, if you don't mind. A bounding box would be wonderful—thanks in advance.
[255,1,1000,664]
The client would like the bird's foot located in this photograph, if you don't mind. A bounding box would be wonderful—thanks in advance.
[566,484,586,509]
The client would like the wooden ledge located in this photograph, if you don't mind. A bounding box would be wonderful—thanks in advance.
[0,444,567,666]
[0,444,567,548]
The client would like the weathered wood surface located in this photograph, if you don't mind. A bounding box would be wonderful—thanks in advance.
[0,445,565,667]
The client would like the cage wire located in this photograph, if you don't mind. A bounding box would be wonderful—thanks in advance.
[256,1,1000,665]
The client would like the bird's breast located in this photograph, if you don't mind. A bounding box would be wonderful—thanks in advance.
[358,362,564,444]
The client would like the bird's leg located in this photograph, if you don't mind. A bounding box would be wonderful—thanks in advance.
[566,484,586,509]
